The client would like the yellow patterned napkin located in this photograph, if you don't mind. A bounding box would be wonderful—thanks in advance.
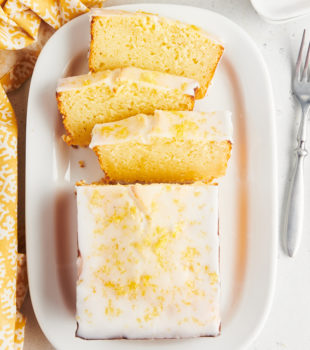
[0,0,106,49]
[0,84,27,349]
[0,0,106,348]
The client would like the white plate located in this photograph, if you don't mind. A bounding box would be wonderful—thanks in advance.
[251,0,310,22]
[26,4,278,350]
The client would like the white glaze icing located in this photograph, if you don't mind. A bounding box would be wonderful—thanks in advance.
[56,67,199,95]
[76,183,220,339]
[90,110,233,148]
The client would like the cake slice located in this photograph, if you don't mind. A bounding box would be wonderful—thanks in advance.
[90,110,233,184]
[89,9,224,99]
[56,67,198,146]
[76,183,220,339]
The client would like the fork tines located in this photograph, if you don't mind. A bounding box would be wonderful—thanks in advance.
[296,29,310,82]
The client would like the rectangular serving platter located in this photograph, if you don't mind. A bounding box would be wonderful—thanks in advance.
[26,4,278,350]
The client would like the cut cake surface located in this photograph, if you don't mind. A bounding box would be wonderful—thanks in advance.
[89,9,224,99]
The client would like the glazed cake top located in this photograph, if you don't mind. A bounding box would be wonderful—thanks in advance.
[90,110,233,148]
[56,67,199,96]
[76,183,220,339]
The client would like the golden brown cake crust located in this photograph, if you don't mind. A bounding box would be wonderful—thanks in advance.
[56,91,81,146]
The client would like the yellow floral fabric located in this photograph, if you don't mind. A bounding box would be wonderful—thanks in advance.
[0,83,18,349]
[0,85,28,349]
[0,6,34,49]
[3,0,41,40]
[0,0,106,50]
[14,311,26,350]
[15,254,27,350]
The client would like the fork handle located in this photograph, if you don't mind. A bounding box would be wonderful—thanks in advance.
[285,141,307,257]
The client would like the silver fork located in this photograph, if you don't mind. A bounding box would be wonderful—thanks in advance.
[284,30,310,257]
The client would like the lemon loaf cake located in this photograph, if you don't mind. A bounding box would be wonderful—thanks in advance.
[76,183,220,339]
[90,110,233,184]
[56,67,198,146]
[89,9,224,99]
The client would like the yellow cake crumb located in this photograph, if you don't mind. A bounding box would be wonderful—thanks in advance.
[78,160,85,168]
[89,9,223,98]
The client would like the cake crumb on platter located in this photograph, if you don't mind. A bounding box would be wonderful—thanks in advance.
[78,160,85,168]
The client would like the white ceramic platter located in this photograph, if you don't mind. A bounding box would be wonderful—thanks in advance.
[251,0,310,22]
[26,4,277,350]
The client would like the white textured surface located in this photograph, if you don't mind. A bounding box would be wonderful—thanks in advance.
[19,0,310,349]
